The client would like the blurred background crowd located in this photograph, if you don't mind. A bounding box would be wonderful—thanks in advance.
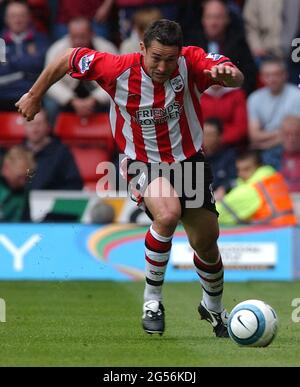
[0,0,299,224]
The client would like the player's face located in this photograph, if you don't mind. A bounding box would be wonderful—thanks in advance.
[141,40,180,84]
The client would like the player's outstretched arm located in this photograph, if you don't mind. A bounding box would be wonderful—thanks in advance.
[15,48,74,121]
[204,64,244,88]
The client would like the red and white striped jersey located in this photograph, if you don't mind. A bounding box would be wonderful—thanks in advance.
[68,46,234,162]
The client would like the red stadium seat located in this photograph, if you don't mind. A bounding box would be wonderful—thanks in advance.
[70,145,113,191]
[0,112,26,147]
[54,112,114,153]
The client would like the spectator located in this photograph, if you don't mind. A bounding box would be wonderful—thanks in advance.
[216,150,297,226]
[115,0,180,40]
[23,109,83,190]
[0,145,35,222]
[201,85,248,148]
[203,117,237,199]
[247,58,300,169]
[280,116,300,193]
[53,0,114,40]
[185,0,257,95]
[44,17,118,126]
[120,7,162,54]
[243,0,284,64]
[180,0,245,44]
[0,1,49,111]
[0,1,50,33]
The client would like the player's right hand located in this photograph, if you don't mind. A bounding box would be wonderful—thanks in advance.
[15,92,41,121]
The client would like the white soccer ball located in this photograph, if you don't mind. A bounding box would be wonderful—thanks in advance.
[228,299,278,347]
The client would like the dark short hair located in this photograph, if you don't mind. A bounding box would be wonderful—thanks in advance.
[143,19,183,50]
[204,117,223,134]
[236,149,263,166]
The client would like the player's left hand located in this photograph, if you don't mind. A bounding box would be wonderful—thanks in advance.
[204,64,240,86]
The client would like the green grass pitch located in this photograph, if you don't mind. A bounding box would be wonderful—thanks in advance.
[0,281,299,366]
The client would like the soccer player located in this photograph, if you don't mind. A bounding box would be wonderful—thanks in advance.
[16,19,244,338]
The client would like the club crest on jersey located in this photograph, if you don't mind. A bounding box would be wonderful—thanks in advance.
[79,53,95,74]
[206,53,224,61]
[170,75,184,93]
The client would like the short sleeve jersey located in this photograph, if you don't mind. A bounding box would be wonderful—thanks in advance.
[68,46,234,162]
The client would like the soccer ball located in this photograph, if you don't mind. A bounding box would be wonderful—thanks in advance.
[228,299,278,347]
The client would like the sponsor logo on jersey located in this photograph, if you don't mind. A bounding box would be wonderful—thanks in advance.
[135,101,182,127]
[170,75,184,92]
[79,53,95,74]
[206,53,224,61]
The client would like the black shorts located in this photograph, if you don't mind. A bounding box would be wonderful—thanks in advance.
[122,152,218,220]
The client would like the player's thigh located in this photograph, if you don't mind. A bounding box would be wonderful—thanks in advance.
[143,177,181,227]
[181,207,219,252]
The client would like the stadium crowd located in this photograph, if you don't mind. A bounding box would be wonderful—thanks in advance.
[0,0,299,223]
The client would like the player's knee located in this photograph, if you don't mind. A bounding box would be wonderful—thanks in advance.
[189,232,219,256]
[155,209,180,230]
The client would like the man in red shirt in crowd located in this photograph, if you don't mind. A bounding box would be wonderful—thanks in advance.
[16,19,244,338]
[201,85,248,148]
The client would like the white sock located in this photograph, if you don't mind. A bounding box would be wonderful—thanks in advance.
[193,253,224,313]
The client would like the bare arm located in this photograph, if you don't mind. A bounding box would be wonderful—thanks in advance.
[249,118,281,149]
[94,0,114,22]
[15,48,74,121]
